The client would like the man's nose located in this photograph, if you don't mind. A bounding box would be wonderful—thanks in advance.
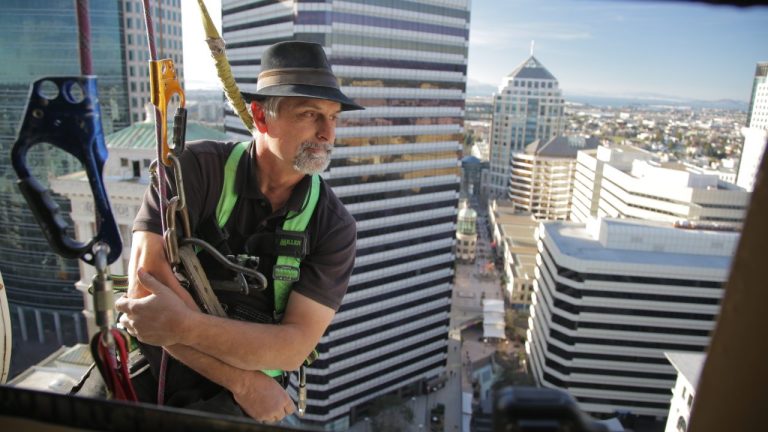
[316,117,334,142]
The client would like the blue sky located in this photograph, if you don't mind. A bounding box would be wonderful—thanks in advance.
[182,0,768,102]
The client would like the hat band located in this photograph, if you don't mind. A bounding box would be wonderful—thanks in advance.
[257,68,340,90]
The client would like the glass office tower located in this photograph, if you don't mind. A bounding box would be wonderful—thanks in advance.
[488,55,565,199]
[222,0,468,428]
[0,0,129,375]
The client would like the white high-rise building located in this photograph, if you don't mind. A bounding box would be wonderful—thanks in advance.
[571,145,750,228]
[509,136,598,220]
[222,1,468,428]
[488,55,565,199]
[528,218,738,417]
[736,62,768,192]
[121,0,184,124]
[663,352,705,432]
[746,62,768,130]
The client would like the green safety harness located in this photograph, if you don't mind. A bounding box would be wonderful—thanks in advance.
[215,141,320,379]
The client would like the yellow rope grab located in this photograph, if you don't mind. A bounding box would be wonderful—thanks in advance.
[196,0,255,134]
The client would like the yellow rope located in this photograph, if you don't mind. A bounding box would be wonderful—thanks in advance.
[196,0,254,133]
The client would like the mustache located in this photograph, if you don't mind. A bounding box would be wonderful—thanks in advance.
[300,142,333,153]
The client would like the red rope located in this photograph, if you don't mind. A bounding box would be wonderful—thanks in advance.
[140,0,170,406]
[92,329,138,401]
[75,0,92,75]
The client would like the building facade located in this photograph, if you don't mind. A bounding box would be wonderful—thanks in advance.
[0,1,134,373]
[745,61,768,130]
[571,146,750,228]
[488,55,565,199]
[663,352,705,432]
[221,1,467,428]
[509,136,598,220]
[121,0,185,124]
[487,200,538,311]
[456,201,477,262]
[528,218,738,417]
[736,61,768,192]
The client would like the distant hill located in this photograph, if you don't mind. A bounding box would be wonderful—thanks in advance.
[466,80,497,98]
[465,81,748,111]
[564,93,749,111]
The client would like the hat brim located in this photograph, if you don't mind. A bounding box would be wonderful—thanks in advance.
[242,85,364,111]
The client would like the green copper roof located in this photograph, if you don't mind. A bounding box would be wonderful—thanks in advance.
[106,122,228,149]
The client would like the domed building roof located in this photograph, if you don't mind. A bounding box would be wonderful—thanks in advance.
[457,200,478,235]
[458,206,477,220]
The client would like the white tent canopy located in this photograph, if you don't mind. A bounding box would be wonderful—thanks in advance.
[483,299,506,340]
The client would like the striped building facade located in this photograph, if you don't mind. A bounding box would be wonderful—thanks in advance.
[222,0,468,428]
[528,218,737,418]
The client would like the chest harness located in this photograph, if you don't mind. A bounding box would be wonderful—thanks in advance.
[214,141,319,408]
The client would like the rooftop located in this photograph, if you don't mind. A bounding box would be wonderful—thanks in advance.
[544,218,738,271]
[107,121,228,150]
[665,351,706,389]
[525,135,600,157]
[506,55,557,81]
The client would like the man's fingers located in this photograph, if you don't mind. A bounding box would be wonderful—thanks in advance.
[136,268,165,294]
[114,294,130,314]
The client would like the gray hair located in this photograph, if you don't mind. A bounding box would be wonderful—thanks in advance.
[256,96,284,120]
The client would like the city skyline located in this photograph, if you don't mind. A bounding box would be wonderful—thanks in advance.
[182,0,768,103]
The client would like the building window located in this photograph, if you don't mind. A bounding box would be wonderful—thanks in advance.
[687,394,693,409]
[676,416,687,432]
[120,158,128,167]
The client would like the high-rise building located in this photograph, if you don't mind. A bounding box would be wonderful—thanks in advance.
[121,0,185,124]
[663,352,705,432]
[0,1,134,373]
[746,62,768,130]
[736,62,768,192]
[508,135,598,220]
[528,218,738,417]
[488,54,565,199]
[571,145,750,228]
[221,1,467,428]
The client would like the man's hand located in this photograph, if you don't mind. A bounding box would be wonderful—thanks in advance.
[232,371,296,423]
[116,268,194,347]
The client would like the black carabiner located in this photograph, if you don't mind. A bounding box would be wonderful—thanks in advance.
[10,76,122,265]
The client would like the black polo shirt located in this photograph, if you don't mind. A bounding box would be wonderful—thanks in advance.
[134,140,356,312]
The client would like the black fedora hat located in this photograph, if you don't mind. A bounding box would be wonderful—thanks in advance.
[242,41,364,111]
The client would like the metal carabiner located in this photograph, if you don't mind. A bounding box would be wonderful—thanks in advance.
[164,197,181,267]
[10,76,122,265]
[149,59,186,167]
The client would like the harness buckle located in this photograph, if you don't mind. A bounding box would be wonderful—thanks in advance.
[273,264,300,282]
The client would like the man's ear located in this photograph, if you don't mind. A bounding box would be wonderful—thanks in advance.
[250,101,268,133]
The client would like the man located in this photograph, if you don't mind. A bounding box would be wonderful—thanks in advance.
[115,41,362,422]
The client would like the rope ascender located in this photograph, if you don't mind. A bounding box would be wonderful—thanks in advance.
[11,0,135,401]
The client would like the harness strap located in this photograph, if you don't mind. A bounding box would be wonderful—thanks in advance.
[215,141,321,378]
[274,174,320,316]
[215,141,249,227]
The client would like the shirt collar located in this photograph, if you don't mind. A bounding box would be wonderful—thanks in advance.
[237,141,312,213]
